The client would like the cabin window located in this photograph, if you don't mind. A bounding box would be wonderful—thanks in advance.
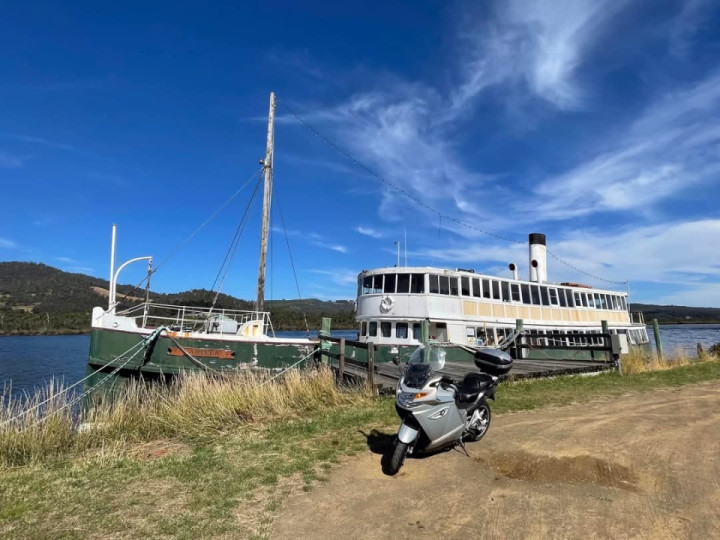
[412,323,422,340]
[558,289,567,307]
[396,274,410,293]
[540,287,550,306]
[565,289,574,307]
[511,283,521,302]
[433,323,447,342]
[381,322,391,338]
[594,293,602,309]
[549,288,559,306]
[621,297,627,310]
[372,275,383,294]
[574,292,582,306]
[450,277,459,295]
[472,277,481,298]
[482,279,491,299]
[461,276,471,296]
[439,276,450,295]
[531,285,541,305]
[361,322,367,336]
[369,321,377,337]
[396,322,408,339]
[501,281,510,302]
[521,284,530,305]
[600,294,608,310]
[384,274,396,294]
[429,274,440,294]
[411,274,425,293]
[611,296,619,310]
[362,276,373,295]
[492,281,501,300]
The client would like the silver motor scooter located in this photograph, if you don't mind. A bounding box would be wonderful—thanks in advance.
[384,344,510,475]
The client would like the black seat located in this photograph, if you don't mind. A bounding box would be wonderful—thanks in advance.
[454,373,494,408]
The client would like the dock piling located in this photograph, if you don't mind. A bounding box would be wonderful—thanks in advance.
[652,319,663,360]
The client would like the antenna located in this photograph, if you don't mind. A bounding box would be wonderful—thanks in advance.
[404,227,407,266]
[394,241,400,267]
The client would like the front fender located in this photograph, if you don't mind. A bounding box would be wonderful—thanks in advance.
[397,421,419,444]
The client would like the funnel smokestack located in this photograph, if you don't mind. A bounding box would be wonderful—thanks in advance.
[529,233,547,283]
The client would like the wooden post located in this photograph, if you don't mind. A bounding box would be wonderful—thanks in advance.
[367,342,375,394]
[652,319,663,360]
[421,319,430,346]
[697,342,704,357]
[601,320,609,362]
[515,319,523,359]
[319,317,331,365]
[338,338,346,381]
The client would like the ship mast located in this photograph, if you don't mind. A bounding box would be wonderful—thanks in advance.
[256,91,275,313]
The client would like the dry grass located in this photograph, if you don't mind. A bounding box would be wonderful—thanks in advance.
[621,347,717,374]
[0,367,367,467]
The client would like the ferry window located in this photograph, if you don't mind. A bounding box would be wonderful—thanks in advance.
[558,289,567,307]
[621,297,627,310]
[594,293,602,309]
[361,322,367,336]
[610,296,618,310]
[492,281,501,300]
[540,286,550,306]
[450,277,459,295]
[574,292,582,306]
[384,274,396,294]
[396,323,408,339]
[362,276,373,295]
[369,322,377,337]
[549,288,559,306]
[472,278,481,298]
[565,289,574,307]
[381,322,391,337]
[434,322,447,342]
[603,294,610,309]
[501,281,510,302]
[411,274,425,293]
[372,275,383,294]
[461,276,471,296]
[521,284,530,305]
[439,275,450,295]
[396,274,410,293]
[412,323,422,340]
[482,279,491,299]
[511,283,521,302]
[531,285,541,305]
[429,274,440,294]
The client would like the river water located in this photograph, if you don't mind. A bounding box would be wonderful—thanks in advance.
[1,325,718,398]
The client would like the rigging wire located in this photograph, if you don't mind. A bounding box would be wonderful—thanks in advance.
[113,167,265,308]
[275,186,310,336]
[209,175,264,310]
[278,99,628,287]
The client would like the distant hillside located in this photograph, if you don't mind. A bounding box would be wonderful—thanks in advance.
[629,303,720,325]
[0,262,355,335]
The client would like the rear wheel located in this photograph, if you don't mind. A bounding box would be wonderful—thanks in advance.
[382,438,409,476]
[465,403,491,441]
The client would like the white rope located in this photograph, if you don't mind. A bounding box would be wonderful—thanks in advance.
[257,348,319,387]
[1,339,146,427]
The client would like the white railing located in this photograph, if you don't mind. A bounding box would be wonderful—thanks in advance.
[116,302,274,337]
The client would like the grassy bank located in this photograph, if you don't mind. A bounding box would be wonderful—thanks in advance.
[2,356,720,538]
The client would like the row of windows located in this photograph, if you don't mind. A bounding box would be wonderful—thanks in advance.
[359,273,628,311]
[361,321,424,340]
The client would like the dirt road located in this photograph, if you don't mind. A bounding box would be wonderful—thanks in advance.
[273,382,720,539]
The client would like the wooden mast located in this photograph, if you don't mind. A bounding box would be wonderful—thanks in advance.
[256,92,275,313]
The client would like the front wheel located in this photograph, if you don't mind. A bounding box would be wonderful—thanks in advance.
[382,437,409,476]
[465,403,492,442]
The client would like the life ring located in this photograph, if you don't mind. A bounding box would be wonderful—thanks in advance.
[380,295,394,313]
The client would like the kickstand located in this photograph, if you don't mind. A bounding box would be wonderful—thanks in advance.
[456,439,470,457]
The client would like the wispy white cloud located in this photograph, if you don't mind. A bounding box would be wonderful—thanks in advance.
[0,151,24,168]
[668,0,712,58]
[0,237,18,249]
[355,226,384,238]
[56,256,79,264]
[530,69,720,219]
[308,268,358,286]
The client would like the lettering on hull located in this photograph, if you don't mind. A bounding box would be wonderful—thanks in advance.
[168,347,236,359]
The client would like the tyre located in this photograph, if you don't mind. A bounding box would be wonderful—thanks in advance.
[382,437,409,476]
[465,403,492,442]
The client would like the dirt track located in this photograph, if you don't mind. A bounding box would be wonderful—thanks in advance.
[273,382,720,539]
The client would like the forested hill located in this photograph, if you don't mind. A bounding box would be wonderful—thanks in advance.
[0,262,355,335]
[629,303,720,325]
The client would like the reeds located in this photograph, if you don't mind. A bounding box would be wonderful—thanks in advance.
[620,347,716,374]
[0,368,367,467]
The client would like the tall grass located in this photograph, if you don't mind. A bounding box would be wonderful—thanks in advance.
[621,347,717,374]
[0,368,368,467]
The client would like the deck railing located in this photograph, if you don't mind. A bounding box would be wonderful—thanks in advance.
[116,302,274,336]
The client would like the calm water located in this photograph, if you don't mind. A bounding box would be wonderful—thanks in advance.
[1,325,717,397]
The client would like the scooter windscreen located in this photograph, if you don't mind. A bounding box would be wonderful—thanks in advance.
[403,345,446,388]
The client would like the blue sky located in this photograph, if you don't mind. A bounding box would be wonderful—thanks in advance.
[1,0,720,306]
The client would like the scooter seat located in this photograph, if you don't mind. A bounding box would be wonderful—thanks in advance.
[455,373,494,408]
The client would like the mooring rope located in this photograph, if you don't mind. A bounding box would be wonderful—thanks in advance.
[257,347,320,388]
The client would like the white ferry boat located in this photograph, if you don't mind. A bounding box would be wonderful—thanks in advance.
[355,233,649,362]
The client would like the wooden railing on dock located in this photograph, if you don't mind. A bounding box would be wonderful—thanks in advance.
[315,336,380,392]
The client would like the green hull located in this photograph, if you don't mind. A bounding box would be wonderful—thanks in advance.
[85,328,316,393]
